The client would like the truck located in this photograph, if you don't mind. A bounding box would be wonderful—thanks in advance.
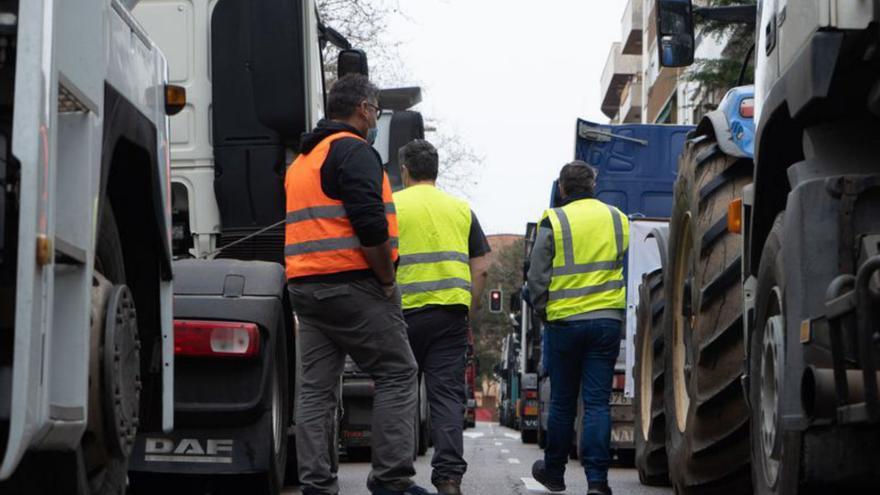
[127,1,423,492]
[123,1,335,491]
[516,119,693,461]
[631,1,880,492]
[339,356,430,460]
[0,0,175,493]
[495,331,521,429]
[464,325,477,429]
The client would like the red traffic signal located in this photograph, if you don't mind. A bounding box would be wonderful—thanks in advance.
[489,289,503,313]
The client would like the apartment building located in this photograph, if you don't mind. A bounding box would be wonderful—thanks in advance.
[600,0,730,125]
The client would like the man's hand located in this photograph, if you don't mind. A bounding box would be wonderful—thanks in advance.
[362,239,397,289]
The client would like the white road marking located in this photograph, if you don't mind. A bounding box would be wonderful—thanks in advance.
[494,442,503,446]
[504,433,520,440]
[507,458,520,464]
[463,431,484,439]
[501,449,510,454]
[521,477,551,493]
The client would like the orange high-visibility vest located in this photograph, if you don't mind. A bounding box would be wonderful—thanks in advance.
[284,131,398,279]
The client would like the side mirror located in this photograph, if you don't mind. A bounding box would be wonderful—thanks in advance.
[656,0,695,68]
[338,49,369,78]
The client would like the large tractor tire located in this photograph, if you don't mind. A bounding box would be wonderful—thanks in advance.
[662,135,752,494]
[634,268,670,486]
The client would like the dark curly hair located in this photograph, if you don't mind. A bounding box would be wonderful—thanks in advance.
[326,74,379,120]
[559,160,597,197]
[399,139,439,181]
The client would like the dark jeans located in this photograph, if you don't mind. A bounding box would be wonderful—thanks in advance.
[543,318,622,483]
[404,307,468,484]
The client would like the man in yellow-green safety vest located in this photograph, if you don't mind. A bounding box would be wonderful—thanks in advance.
[393,139,490,495]
[526,161,628,495]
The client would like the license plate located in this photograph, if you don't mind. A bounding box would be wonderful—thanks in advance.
[610,392,632,406]
[611,424,634,444]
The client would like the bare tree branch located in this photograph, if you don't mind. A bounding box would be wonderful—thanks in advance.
[429,127,483,199]
[317,1,480,197]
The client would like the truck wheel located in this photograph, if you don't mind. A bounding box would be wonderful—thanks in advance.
[663,135,752,494]
[262,324,290,494]
[749,213,800,495]
[83,203,138,495]
[634,268,669,486]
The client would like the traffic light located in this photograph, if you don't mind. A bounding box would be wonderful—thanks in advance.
[489,289,503,313]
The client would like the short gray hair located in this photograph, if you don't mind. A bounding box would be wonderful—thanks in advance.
[326,74,379,120]
[399,139,438,181]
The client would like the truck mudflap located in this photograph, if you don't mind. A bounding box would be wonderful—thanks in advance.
[129,418,272,475]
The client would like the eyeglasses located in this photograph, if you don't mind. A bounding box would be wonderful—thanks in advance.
[364,102,384,119]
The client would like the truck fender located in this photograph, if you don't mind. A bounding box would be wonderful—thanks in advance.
[694,109,752,160]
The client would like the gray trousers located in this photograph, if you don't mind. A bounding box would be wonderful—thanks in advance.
[404,307,469,484]
[288,279,418,494]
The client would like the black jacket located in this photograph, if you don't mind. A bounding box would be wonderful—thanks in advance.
[292,120,389,283]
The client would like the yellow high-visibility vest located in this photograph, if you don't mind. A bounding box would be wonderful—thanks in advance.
[542,198,629,321]
[394,184,472,310]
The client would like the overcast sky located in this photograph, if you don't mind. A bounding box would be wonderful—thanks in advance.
[384,1,627,235]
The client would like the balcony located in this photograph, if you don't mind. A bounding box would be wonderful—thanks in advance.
[621,0,643,55]
[600,42,641,119]
[619,79,643,123]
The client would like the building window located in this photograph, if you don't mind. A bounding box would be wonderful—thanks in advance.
[655,92,678,124]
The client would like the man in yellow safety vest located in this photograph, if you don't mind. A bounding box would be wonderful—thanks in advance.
[526,161,628,495]
[393,139,491,495]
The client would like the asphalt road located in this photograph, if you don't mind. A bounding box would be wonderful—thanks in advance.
[283,422,672,494]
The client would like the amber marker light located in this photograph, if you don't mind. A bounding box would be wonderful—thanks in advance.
[165,84,186,116]
[728,197,743,234]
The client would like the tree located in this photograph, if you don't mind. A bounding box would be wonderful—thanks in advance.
[470,239,525,385]
[316,0,408,87]
[430,127,482,199]
[685,0,756,109]
[316,0,481,197]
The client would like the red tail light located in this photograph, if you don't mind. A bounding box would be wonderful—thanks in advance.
[174,320,260,358]
[525,390,538,399]
[613,373,626,390]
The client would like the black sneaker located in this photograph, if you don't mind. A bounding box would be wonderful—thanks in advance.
[433,479,463,495]
[587,480,613,495]
[368,479,437,495]
[531,460,566,492]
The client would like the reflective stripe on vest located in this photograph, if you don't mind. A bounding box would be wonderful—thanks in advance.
[284,131,399,279]
[543,198,629,321]
[394,184,472,310]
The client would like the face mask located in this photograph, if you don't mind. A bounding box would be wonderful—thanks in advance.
[366,127,378,145]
